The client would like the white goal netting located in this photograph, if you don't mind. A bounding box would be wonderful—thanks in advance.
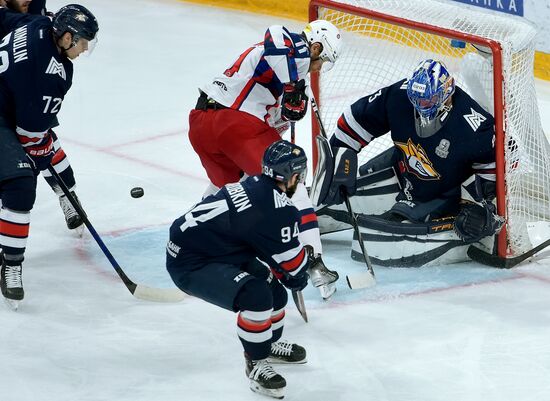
[313,0,550,256]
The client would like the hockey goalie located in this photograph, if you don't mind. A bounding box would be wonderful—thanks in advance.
[312,59,505,267]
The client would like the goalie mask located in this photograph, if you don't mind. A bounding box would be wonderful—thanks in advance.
[262,140,308,186]
[407,59,455,135]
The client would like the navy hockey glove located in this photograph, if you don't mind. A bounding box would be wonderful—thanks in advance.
[278,268,309,292]
[454,201,504,243]
[324,147,358,206]
[25,134,55,173]
[281,79,308,122]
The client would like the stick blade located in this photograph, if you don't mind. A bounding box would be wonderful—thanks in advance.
[292,290,308,322]
[132,285,186,303]
[467,245,510,268]
[346,272,376,289]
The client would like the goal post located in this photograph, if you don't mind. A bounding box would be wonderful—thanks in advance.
[309,0,550,260]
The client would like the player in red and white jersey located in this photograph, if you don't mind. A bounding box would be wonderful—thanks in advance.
[188,20,343,299]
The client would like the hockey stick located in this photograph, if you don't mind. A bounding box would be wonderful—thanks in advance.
[47,166,185,303]
[310,97,376,289]
[292,290,308,322]
[290,121,296,144]
[467,238,550,269]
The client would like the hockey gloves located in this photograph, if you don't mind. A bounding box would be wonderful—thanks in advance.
[281,79,308,122]
[25,134,55,173]
[279,268,309,292]
[454,201,504,243]
[325,147,358,206]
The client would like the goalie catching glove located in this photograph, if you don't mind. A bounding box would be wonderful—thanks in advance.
[454,201,504,243]
[310,135,358,206]
[281,79,308,122]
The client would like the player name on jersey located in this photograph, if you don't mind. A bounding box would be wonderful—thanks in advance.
[13,25,28,63]
[226,182,252,212]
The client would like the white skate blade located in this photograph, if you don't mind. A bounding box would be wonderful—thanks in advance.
[346,272,376,289]
[3,297,20,311]
[249,380,285,399]
[72,224,85,238]
[319,283,337,300]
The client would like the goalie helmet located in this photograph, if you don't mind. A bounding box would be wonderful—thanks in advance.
[53,4,99,44]
[262,140,308,185]
[406,59,455,124]
[302,20,342,64]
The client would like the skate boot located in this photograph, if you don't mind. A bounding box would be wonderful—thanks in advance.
[245,355,286,399]
[1,254,24,310]
[268,340,307,364]
[307,248,339,300]
[59,191,85,231]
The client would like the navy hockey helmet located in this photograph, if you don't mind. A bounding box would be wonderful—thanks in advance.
[53,4,98,43]
[262,140,308,184]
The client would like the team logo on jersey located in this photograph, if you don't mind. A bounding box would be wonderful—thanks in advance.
[273,189,292,209]
[45,57,66,80]
[435,139,451,159]
[395,138,441,180]
[463,108,486,131]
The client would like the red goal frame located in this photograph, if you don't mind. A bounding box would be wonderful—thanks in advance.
[308,0,509,258]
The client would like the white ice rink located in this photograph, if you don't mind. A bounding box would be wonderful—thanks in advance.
[2,1,550,400]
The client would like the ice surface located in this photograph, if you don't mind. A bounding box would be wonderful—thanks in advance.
[1,1,550,400]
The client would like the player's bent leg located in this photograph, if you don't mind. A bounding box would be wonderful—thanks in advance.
[235,279,286,399]
[0,176,37,309]
[267,278,307,365]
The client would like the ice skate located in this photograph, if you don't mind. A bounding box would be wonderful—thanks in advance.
[59,191,85,235]
[308,253,339,300]
[268,340,307,364]
[1,256,23,311]
[246,356,286,399]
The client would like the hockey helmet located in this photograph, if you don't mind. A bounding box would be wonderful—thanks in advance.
[53,4,98,45]
[302,20,342,64]
[407,59,455,123]
[262,140,308,185]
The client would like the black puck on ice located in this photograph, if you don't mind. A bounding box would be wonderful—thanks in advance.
[130,187,144,198]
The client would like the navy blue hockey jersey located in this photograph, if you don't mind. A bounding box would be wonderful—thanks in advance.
[334,79,496,202]
[167,175,308,278]
[0,14,73,153]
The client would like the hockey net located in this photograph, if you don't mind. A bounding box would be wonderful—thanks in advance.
[309,0,550,258]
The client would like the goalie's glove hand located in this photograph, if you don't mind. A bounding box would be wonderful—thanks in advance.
[454,201,504,243]
[324,147,358,206]
[281,79,308,122]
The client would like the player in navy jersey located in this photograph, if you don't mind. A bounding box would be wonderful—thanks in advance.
[167,140,310,399]
[0,2,85,233]
[313,59,504,258]
[189,20,343,299]
[0,4,98,309]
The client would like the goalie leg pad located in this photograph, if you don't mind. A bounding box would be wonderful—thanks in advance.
[310,135,334,207]
[352,214,468,267]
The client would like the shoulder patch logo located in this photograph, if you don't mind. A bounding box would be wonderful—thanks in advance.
[463,108,486,131]
[273,189,293,209]
[395,138,441,180]
[45,57,66,80]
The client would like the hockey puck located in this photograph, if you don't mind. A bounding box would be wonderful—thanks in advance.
[130,187,144,198]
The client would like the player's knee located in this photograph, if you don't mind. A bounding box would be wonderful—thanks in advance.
[270,278,288,311]
[234,278,273,312]
[1,176,37,211]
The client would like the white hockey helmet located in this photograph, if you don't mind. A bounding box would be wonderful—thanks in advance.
[303,20,342,64]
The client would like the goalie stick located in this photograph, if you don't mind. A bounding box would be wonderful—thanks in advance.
[310,97,376,289]
[47,166,185,303]
[467,238,550,269]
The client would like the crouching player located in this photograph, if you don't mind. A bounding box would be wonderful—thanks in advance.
[312,59,504,267]
[167,140,310,399]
